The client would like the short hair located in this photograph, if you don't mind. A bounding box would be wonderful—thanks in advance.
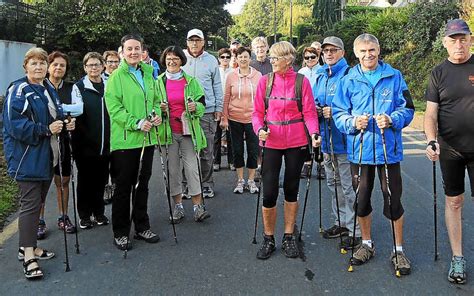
[353,33,380,51]
[160,46,187,66]
[120,34,144,48]
[269,41,296,64]
[23,47,48,69]
[48,51,70,77]
[217,48,231,57]
[311,41,321,50]
[302,47,318,57]
[142,44,149,52]
[103,50,120,61]
[235,46,252,57]
[83,52,104,66]
[251,36,268,50]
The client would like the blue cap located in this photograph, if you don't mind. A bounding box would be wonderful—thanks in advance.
[445,19,471,37]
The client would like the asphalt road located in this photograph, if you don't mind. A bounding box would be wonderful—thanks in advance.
[0,127,473,295]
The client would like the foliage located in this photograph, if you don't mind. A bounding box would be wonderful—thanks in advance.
[312,0,342,33]
[0,2,41,42]
[0,145,19,229]
[210,35,228,51]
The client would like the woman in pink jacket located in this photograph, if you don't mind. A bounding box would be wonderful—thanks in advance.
[252,41,321,260]
[221,47,262,194]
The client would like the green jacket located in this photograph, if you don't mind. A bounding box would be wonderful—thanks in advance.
[156,72,207,152]
[105,61,162,151]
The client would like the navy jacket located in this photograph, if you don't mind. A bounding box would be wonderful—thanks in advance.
[3,77,63,181]
[332,62,414,165]
[313,57,350,154]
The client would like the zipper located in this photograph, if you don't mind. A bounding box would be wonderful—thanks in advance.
[14,145,30,180]
[128,70,150,144]
[372,87,376,163]
[323,78,329,152]
[100,96,105,155]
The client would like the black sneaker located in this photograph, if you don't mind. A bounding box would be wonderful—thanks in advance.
[95,214,109,226]
[134,229,160,243]
[114,236,132,251]
[79,218,94,229]
[300,163,310,179]
[256,235,276,260]
[281,234,299,258]
[322,225,349,239]
[339,236,362,250]
[316,163,326,180]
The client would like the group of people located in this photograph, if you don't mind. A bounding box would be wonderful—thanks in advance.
[2,19,472,285]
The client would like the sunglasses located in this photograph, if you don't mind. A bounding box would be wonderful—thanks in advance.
[304,55,317,60]
[220,55,231,59]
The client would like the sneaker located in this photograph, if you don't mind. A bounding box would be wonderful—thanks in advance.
[114,236,132,251]
[134,229,160,243]
[281,234,299,258]
[233,179,245,194]
[79,218,94,229]
[213,164,220,172]
[322,225,349,239]
[339,236,362,251]
[316,163,326,180]
[37,219,47,240]
[170,205,185,224]
[300,163,310,179]
[95,214,109,226]
[448,256,467,284]
[58,215,77,234]
[229,164,236,171]
[194,204,211,222]
[202,186,215,198]
[247,179,259,194]
[391,251,411,275]
[254,167,261,182]
[351,243,375,265]
[256,235,276,260]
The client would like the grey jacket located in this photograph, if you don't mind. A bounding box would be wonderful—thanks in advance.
[182,50,223,113]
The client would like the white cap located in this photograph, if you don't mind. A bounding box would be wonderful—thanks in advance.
[187,29,204,39]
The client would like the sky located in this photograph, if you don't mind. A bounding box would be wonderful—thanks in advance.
[224,0,247,15]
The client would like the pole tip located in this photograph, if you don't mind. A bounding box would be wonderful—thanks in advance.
[396,270,401,277]
[340,248,347,254]
[252,239,257,244]
[348,265,353,272]
[319,228,323,233]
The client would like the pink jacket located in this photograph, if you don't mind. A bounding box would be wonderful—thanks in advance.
[222,67,262,124]
[252,68,319,149]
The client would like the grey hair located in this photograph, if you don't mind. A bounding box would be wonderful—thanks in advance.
[251,36,268,50]
[353,33,380,51]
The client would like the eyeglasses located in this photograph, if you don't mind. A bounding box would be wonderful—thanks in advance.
[106,60,120,65]
[165,57,181,63]
[187,38,203,43]
[219,55,231,59]
[304,55,317,60]
[322,48,341,54]
[269,56,285,62]
[85,63,102,68]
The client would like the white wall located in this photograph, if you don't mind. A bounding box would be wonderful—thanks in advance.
[0,40,36,96]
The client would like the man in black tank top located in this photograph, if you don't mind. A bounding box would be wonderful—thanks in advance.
[424,19,473,285]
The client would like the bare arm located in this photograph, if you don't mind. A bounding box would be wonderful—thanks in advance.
[424,101,439,160]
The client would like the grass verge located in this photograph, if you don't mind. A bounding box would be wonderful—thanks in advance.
[0,144,19,231]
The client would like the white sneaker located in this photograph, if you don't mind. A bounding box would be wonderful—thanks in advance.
[247,179,259,194]
[233,179,245,194]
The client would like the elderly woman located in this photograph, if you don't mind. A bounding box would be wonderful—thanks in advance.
[72,52,110,229]
[102,50,120,82]
[221,47,262,194]
[213,47,234,172]
[252,41,321,260]
[3,47,75,279]
[157,45,210,223]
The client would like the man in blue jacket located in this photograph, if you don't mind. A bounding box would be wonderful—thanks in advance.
[332,33,414,275]
[314,36,361,249]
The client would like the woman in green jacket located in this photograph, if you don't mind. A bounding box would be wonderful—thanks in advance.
[157,46,210,223]
[105,34,162,251]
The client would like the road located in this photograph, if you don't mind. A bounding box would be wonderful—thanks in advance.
[0,127,473,295]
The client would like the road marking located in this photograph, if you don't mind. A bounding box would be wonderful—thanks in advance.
[0,218,18,246]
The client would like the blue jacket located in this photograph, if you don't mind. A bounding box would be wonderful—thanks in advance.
[2,77,63,181]
[332,62,414,165]
[313,57,350,154]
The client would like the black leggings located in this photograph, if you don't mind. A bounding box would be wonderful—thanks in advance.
[262,146,308,208]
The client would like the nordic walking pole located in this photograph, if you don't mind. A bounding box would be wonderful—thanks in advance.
[430,141,438,261]
[317,148,323,233]
[153,110,178,243]
[66,113,80,254]
[348,128,364,273]
[124,126,148,259]
[328,118,347,254]
[56,131,71,272]
[381,128,400,277]
[252,126,268,244]
[298,146,315,241]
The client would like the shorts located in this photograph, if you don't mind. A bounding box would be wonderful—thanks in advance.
[439,143,474,197]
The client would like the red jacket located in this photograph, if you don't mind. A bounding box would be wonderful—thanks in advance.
[252,68,319,149]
